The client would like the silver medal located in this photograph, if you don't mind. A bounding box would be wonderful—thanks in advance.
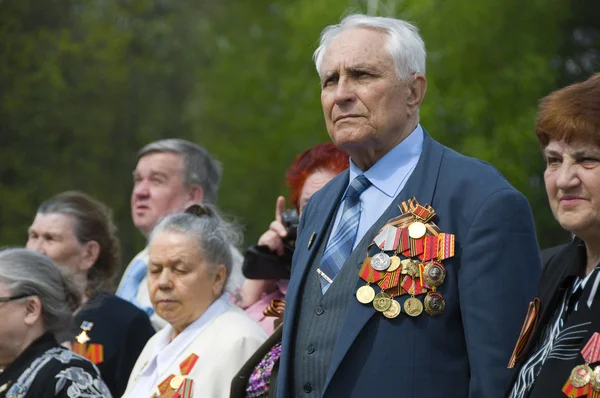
[371,252,391,271]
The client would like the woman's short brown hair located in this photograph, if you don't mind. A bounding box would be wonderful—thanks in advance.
[37,191,120,297]
[536,73,600,149]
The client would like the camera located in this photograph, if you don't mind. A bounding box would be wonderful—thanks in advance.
[242,209,299,280]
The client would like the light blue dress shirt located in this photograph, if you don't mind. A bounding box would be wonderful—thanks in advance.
[328,124,424,251]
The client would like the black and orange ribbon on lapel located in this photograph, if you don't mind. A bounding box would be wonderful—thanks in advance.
[508,297,540,368]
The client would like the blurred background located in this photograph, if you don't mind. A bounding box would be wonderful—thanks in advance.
[1,0,599,274]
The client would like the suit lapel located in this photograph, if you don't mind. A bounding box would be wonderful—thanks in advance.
[278,170,348,394]
[284,170,348,323]
[323,131,445,393]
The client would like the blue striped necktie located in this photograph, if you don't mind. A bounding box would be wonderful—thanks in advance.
[319,174,371,293]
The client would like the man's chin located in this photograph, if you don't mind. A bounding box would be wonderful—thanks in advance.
[133,218,155,237]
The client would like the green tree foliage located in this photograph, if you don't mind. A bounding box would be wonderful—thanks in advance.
[0,0,594,272]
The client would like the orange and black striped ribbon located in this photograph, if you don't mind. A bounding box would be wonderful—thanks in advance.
[385,283,405,298]
[508,298,540,368]
[264,299,286,318]
[377,270,401,291]
[409,238,424,257]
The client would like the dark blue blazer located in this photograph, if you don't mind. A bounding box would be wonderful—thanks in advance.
[277,131,542,397]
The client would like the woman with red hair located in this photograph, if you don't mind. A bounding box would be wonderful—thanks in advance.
[508,74,600,398]
[231,142,348,398]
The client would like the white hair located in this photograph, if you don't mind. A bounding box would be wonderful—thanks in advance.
[149,204,241,294]
[313,14,426,80]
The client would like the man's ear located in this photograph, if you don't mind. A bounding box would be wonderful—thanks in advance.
[407,73,427,113]
[24,296,43,326]
[80,240,100,273]
[212,264,227,297]
[186,185,204,207]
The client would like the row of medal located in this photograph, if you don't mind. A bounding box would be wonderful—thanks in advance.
[355,198,455,319]
[563,333,600,397]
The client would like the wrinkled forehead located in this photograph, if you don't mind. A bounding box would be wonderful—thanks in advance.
[320,27,393,73]
[30,212,76,234]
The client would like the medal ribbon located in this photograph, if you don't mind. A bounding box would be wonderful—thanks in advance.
[422,235,439,261]
[561,379,589,397]
[179,353,199,376]
[157,375,176,395]
[582,333,600,364]
[377,270,401,291]
[438,233,456,260]
[385,284,405,298]
[409,237,424,257]
[359,257,384,283]
[177,379,194,398]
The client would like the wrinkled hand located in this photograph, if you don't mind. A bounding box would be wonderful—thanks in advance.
[257,196,288,256]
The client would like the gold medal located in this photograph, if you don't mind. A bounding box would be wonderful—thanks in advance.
[408,222,426,239]
[591,366,600,392]
[356,284,376,304]
[383,299,401,319]
[423,262,446,287]
[371,252,391,271]
[387,256,401,272]
[75,331,90,345]
[570,364,593,388]
[75,321,94,345]
[424,291,446,316]
[170,375,185,390]
[373,292,392,312]
[403,296,423,317]
[401,259,419,277]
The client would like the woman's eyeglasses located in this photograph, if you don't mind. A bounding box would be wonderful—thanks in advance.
[0,294,32,303]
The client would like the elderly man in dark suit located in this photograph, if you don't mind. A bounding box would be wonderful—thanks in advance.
[275,14,542,398]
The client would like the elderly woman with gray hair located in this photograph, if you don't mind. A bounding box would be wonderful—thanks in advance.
[0,248,111,398]
[122,205,266,398]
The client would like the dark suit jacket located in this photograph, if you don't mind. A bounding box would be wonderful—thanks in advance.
[72,292,155,398]
[231,324,283,398]
[277,131,542,398]
[505,237,600,397]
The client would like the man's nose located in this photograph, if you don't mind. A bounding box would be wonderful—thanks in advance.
[133,180,150,198]
[32,240,46,255]
[333,78,357,104]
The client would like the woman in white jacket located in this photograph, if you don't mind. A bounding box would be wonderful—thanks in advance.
[122,205,266,398]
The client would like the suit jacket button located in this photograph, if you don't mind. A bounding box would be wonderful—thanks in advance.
[303,383,313,393]
[315,306,324,315]
[306,345,315,354]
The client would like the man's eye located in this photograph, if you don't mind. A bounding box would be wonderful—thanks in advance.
[322,77,338,88]
[545,157,560,165]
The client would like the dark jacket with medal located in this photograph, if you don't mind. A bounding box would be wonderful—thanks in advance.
[230,324,283,398]
[71,292,155,398]
[0,332,111,398]
[276,130,542,398]
[506,238,600,397]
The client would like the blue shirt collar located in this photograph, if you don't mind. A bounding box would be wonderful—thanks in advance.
[349,124,424,198]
